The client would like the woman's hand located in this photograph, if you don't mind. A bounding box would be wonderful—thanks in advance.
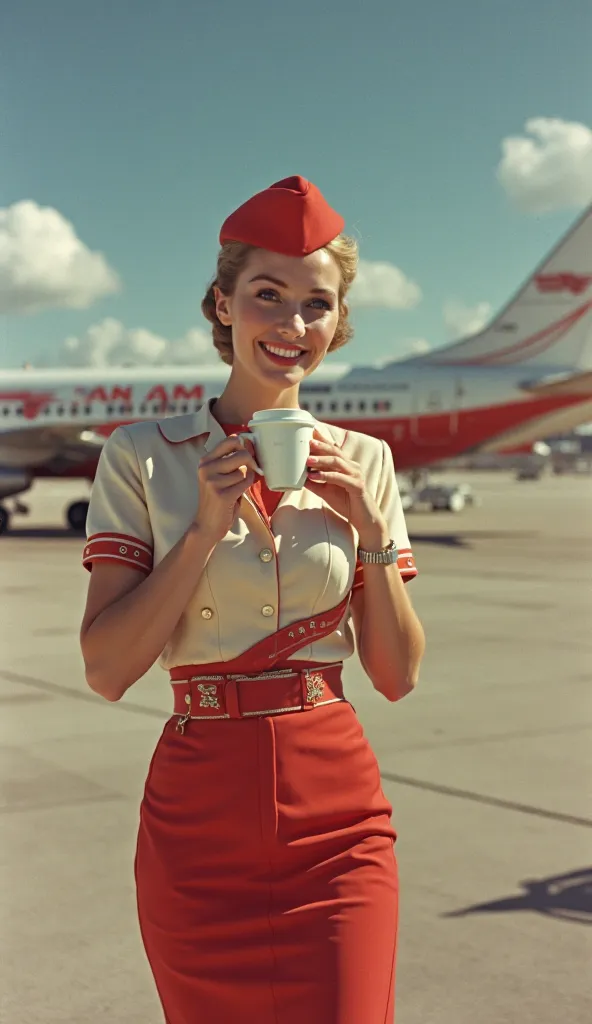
[304,433,389,546]
[194,435,262,545]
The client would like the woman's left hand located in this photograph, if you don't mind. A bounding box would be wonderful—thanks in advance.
[304,433,388,544]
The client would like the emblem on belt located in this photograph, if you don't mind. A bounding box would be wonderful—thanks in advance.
[197,683,220,709]
[305,671,325,704]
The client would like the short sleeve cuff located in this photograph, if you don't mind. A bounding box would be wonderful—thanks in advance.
[82,533,153,574]
[397,547,418,580]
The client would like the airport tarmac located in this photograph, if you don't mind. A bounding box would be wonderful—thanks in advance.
[1,472,591,1024]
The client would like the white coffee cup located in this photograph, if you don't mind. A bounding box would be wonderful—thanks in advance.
[238,408,317,491]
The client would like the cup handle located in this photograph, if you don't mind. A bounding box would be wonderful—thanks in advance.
[236,431,264,475]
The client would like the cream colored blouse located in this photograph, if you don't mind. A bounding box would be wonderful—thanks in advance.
[83,400,417,671]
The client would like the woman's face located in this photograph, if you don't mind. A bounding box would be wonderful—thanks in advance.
[214,248,342,389]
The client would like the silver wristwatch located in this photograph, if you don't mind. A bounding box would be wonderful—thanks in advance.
[357,539,399,564]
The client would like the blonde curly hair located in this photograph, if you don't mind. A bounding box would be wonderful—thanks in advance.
[201,236,359,366]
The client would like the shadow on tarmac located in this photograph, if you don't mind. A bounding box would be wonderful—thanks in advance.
[408,530,536,548]
[444,866,592,925]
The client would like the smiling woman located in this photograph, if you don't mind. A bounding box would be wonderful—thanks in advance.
[202,233,357,369]
[79,175,424,1024]
[250,271,338,366]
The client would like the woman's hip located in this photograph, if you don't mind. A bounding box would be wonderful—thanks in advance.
[138,700,395,870]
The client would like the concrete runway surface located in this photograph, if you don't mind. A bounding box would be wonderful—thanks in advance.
[1,472,591,1024]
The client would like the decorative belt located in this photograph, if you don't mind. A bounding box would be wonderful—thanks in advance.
[170,662,345,732]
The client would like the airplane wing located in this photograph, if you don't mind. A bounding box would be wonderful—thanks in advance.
[0,424,106,471]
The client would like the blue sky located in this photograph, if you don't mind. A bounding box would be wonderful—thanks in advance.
[1,0,591,370]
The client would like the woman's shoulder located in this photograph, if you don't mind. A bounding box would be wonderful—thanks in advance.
[95,418,184,484]
[107,414,197,454]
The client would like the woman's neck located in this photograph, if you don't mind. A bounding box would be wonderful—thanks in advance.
[212,377,301,425]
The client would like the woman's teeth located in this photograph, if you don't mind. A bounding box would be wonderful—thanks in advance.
[261,343,305,360]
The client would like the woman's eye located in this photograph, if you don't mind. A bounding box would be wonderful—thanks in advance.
[256,289,332,311]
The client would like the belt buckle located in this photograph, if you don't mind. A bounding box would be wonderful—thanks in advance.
[303,669,325,708]
[196,682,221,710]
[193,677,242,719]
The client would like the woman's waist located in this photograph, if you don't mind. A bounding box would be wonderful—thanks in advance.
[170,660,345,723]
[170,657,342,678]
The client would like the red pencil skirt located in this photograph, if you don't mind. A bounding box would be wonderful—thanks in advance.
[134,696,398,1024]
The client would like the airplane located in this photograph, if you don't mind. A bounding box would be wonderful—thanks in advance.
[0,202,591,535]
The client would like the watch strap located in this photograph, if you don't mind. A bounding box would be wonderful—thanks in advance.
[357,539,399,564]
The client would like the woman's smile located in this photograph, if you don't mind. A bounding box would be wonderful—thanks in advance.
[258,340,307,365]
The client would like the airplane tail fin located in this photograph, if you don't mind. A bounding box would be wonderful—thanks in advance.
[411,204,592,370]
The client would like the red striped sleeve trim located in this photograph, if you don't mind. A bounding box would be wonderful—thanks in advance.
[82,533,153,574]
[398,547,418,580]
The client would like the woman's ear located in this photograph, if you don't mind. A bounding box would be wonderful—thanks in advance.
[214,286,232,326]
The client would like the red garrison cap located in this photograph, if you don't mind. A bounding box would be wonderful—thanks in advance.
[219,175,345,256]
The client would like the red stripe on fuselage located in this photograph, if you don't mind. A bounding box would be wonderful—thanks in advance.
[18,392,590,478]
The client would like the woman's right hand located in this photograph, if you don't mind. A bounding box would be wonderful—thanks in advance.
[194,435,262,544]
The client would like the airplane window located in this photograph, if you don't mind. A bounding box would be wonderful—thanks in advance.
[140,403,147,414]
[106,404,114,414]
[168,403,176,412]
[373,400,391,412]
[71,405,79,416]
[343,401,352,412]
[84,405,92,415]
[57,406,65,415]
[301,402,309,412]
[152,404,161,414]
[358,400,366,412]
[315,402,324,412]
[330,401,338,412]
[3,407,10,415]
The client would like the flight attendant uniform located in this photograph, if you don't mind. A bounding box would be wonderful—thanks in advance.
[82,178,418,1024]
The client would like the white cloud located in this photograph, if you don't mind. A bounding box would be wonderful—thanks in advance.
[408,338,431,354]
[59,318,218,368]
[374,338,431,368]
[348,259,421,309]
[0,200,121,314]
[443,300,492,338]
[497,118,592,213]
